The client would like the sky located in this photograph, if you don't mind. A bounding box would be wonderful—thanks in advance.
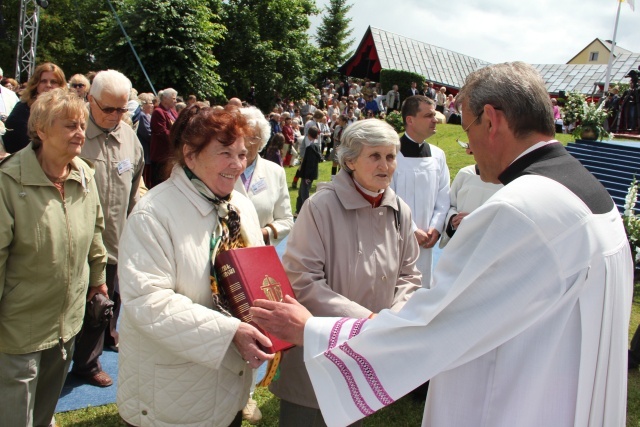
[309,0,639,65]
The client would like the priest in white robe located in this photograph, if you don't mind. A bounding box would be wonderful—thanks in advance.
[251,62,633,427]
[391,95,450,287]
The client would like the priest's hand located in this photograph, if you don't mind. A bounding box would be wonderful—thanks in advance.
[250,295,312,346]
[451,212,469,229]
[233,322,275,368]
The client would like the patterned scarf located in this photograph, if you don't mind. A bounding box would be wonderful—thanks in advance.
[184,166,246,315]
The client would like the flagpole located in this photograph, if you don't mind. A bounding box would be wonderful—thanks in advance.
[604,0,623,93]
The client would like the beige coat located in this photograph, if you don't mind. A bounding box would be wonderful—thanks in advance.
[269,169,422,408]
[81,118,144,264]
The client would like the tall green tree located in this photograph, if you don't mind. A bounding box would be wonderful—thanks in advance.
[95,0,226,99]
[0,0,106,81]
[315,0,353,81]
[215,0,321,110]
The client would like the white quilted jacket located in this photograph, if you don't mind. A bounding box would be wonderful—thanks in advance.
[117,167,264,427]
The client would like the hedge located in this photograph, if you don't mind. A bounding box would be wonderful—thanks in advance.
[380,69,426,96]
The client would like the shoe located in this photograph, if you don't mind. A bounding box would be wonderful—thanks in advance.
[291,183,297,189]
[80,370,113,387]
[242,398,262,424]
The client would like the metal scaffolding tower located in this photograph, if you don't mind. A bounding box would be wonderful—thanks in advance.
[15,0,42,82]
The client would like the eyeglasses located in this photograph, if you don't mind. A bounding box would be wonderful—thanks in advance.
[93,98,128,115]
[456,107,501,149]
[462,110,484,133]
[456,111,483,149]
[246,136,262,145]
[71,83,86,89]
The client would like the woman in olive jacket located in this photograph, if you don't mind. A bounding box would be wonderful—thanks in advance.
[0,89,107,427]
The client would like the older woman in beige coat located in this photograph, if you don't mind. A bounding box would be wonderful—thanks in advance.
[269,119,422,427]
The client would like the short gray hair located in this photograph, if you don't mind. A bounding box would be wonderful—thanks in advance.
[457,62,555,138]
[240,106,270,151]
[160,88,177,100]
[89,70,132,100]
[337,120,399,171]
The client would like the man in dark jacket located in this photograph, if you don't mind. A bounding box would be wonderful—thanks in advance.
[296,126,321,214]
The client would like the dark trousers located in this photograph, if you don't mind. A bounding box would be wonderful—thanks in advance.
[626,105,638,130]
[296,179,313,213]
[72,264,119,376]
[630,324,640,368]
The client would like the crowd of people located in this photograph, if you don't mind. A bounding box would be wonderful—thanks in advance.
[0,60,634,427]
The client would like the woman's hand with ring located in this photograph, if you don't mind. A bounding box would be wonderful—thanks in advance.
[233,322,274,368]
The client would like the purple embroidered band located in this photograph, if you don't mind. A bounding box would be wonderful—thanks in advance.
[324,350,375,416]
[349,318,367,338]
[340,342,394,407]
[328,317,350,350]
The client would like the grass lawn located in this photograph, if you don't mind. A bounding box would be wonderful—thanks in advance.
[56,124,640,426]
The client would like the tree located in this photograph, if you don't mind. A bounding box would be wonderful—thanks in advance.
[94,0,226,99]
[0,0,106,80]
[215,0,321,110]
[36,0,107,77]
[315,0,353,81]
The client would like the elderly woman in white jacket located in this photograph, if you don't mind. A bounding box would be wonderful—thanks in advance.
[234,107,293,246]
[117,105,273,427]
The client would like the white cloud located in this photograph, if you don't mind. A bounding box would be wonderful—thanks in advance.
[310,0,640,64]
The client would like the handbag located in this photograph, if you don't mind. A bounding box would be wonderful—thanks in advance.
[86,293,114,329]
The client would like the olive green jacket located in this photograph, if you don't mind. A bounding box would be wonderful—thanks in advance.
[0,145,107,354]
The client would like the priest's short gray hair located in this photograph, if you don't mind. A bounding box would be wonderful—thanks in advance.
[457,62,555,138]
[337,119,400,172]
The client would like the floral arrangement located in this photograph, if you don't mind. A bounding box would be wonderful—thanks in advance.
[385,110,404,133]
[562,91,610,140]
[624,177,640,264]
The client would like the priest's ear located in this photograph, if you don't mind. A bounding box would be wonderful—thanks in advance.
[484,104,503,136]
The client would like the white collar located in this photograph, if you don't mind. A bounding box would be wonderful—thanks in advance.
[404,132,425,146]
[511,140,559,164]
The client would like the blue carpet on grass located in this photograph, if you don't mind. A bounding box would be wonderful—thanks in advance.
[55,236,443,413]
[56,348,119,413]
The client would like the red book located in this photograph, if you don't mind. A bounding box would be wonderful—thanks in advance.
[214,246,295,353]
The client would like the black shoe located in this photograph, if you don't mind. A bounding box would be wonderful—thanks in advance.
[291,183,297,189]
[629,350,639,370]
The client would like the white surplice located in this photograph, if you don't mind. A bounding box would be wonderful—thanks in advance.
[439,164,502,248]
[391,147,450,287]
[303,174,633,427]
